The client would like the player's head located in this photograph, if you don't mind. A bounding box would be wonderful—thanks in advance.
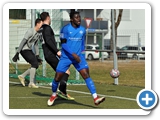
[69,10,81,27]
[35,18,43,31]
[35,18,42,26]
[40,12,51,25]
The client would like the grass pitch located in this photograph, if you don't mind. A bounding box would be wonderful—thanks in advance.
[9,60,145,110]
[9,78,141,109]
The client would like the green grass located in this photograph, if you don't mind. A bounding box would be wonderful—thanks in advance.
[9,78,141,109]
[9,60,145,109]
[10,60,145,87]
[88,60,145,87]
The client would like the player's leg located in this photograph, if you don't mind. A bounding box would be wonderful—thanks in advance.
[18,69,30,86]
[79,69,105,105]
[48,55,70,96]
[52,58,71,94]
[20,69,30,78]
[21,50,39,88]
[18,50,31,86]
[47,58,71,106]
[46,54,74,100]
[57,69,74,100]
[58,69,70,95]
[74,55,105,105]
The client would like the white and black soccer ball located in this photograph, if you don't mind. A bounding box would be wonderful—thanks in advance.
[110,69,120,78]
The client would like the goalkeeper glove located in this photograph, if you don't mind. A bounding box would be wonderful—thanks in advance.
[12,52,19,62]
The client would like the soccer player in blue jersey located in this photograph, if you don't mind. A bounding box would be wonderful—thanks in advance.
[47,10,105,106]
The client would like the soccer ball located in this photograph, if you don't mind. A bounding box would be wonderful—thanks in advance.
[110,69,120,78]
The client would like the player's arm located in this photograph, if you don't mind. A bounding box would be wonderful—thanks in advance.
[61,39,80,63]
[60,28,80,63]
[12,29,33,62]
[17,29,33,53]
[34,40,39,56]
[16,38,27,53]
[12,38,27,62]
[43,26,59,55]
[60,27,73,55]
[61,38,73,55]
[34,40,43,64]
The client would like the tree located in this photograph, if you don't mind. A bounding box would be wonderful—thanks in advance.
[110,9,123,59]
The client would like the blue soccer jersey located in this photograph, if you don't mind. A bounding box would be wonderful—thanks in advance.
[60,23,86,59]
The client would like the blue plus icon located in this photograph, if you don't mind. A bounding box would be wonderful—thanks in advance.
[142,93,153,105]
[137,89,158,110]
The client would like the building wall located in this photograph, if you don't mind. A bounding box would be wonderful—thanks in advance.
[118,9,145,30]
[117,9,145,47]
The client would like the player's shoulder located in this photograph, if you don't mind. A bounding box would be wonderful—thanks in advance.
[38,27,43,33]
[79,25,86,31]
[27,28,34,32]
[79,25,86,34]
[42,24,51,30]
[26,28,34,35]
[61,23,70,31]
[80,25,85,29]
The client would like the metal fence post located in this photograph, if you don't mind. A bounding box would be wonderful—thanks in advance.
[138,33,141,61]
[15,47,18,74]
[101,32,104,62]
[111,9,118,85]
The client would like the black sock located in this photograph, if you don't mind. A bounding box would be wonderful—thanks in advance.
[59,73,69,95]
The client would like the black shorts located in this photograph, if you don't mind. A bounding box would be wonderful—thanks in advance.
[20,50,38,68]
[42,44,59,71]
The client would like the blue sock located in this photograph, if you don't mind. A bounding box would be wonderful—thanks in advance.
[52,79,59,92]
[85,77,96,94]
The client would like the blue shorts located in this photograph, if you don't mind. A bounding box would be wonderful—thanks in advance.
[56,54,89,73]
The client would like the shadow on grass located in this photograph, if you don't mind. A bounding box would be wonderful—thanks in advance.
[107,90,116,92]
[32,92,100,109]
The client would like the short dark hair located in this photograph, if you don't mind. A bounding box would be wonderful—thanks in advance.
[40,12,50,21]
[35,18,42,26]
[69,11,80,19]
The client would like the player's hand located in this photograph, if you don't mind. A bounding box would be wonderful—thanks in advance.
[12,52,19,62]
[57,51,61,57]
[36,55,43,64]
[72,53,81,63]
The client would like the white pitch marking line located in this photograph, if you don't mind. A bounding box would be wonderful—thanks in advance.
[9,81,136,101]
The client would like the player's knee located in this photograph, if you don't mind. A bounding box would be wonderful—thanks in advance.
[65,69,70,75]
[31,62,38,69]
[82,72,90,79]
[55,73,64,82]
[60,80,66,86]
[55,77,61,82]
